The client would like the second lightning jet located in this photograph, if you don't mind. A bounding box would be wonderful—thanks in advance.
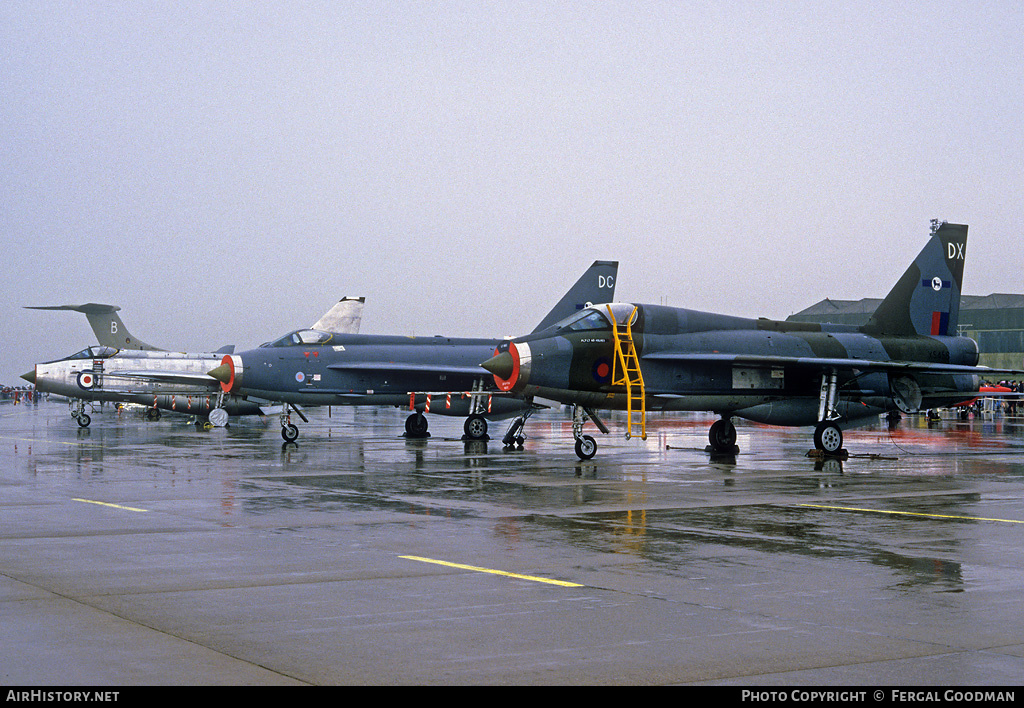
[208,261,619,442]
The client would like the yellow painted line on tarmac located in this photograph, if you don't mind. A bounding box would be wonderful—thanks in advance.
[799,503,1024,525]
[73,498,148,513]
[1,434,91,448]
[400,555,584,587]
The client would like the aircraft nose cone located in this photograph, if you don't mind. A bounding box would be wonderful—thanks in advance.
[20,369,36,385]
[481,351,514,380]
[207,364,231,383]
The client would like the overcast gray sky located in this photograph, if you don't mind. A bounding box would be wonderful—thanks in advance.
[3,1,1022,385]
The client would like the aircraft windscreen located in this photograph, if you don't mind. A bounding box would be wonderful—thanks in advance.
[66,346,119,360]
[557,309,611,332]
[266,330,334,347]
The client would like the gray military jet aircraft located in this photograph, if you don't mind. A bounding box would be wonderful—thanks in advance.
[24,297,367,427]
[207,261,619,442]
[482,222,1020,459]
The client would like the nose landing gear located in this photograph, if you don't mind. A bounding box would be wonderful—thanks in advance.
[571,405,608,460]
[279,403,308,443]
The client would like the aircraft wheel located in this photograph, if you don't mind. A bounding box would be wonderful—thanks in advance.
[208,407,229,427]
[282,423,300,442]
[814,422,843,454]
[147,408,161,421]
[77,413,91,428]
[709,419,737,452]
[405,412,429,438]
[464,414,488,440]
[575,435,597,460]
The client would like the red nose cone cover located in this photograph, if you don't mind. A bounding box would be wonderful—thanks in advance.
[493,342,520,392]
[220,354,235,393]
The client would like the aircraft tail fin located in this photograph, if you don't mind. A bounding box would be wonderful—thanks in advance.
[311,296,365,334]
[862,221,968,337]
[531,260,619,333]
[24,303,162,351]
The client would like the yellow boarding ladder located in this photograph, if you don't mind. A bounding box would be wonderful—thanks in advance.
[607,305,646,440]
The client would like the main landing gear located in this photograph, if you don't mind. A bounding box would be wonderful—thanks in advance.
[402,411,492,441]
[707,417,738,455]
[812,371,845,456]
[404,411,429,438]
[404,382,494,442]
[463,414,489,441]
[813,421,843,455]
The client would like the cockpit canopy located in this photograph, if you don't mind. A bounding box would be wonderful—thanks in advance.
[549,303,638,333]
[264,329,335,348]
[64,346,119,360]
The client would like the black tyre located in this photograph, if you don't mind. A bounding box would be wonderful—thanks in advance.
[708,419,737,452]
[575,435,597,460]
[814,422,843,453]
[405,413,429,437]
[464,414,488,440]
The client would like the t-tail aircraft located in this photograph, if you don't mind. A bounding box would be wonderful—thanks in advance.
[207,261,618,442]
[481,222,1021,459]
[25,303,163,351]
[23,297,367,427]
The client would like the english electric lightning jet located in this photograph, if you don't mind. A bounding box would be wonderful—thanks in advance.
[23,297,367,427]
[481,222,1021,459]
[207,261,619,442]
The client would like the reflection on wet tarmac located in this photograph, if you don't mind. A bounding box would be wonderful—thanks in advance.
[3,399,1024,684]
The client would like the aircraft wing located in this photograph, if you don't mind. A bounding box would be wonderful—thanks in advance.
[642,352,1024,376]
[327,361,489,376]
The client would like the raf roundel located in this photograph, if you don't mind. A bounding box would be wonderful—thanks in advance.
[76,372,95,390]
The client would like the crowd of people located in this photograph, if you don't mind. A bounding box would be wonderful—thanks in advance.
[966,380,1024,417]
[1,385,40,404]
[994,380,1023,416]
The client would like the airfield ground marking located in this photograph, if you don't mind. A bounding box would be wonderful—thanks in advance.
[399,555,584,587]
[73,498,148,513]
[1,434,93,448]
[799,503,1023,525]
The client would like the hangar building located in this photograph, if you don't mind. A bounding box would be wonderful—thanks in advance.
[787,294,1024,371]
